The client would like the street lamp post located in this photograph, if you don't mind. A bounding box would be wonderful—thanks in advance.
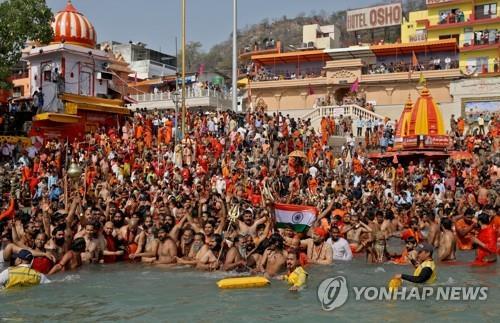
[181,0,186,138]
[172,90,180,146]
[232,0,238,112]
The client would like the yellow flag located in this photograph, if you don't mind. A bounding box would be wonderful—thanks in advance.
[418,72,426,85]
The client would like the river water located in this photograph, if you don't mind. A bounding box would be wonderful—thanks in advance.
[1,248,498,322]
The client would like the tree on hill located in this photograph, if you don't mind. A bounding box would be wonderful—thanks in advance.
[0,0,54,89]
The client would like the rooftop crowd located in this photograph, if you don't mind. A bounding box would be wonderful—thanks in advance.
[0,106,498,289]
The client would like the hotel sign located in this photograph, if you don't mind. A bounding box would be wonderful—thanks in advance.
[346,3,402,32]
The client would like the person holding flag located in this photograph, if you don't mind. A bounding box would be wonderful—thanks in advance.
[274,202,317,233]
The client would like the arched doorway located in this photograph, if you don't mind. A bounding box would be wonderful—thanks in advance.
[334,87,350,105]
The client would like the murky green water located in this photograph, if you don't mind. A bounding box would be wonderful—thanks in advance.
[1,248,498,322]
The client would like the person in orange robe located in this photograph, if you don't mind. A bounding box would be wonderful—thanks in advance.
[471,214,497,265]
[158,125,165,144]
[164,119,173,144]
[308,177,318,194]
[320,117,329,145]
[144,128,152,149]
[352,155,363,175]
[325,149,333,167]
[307,148,315,164]
[457,117,465,135]
[466,136,474,153]
[135,123,144,139]
[329,117,335,136]
[281,122,289,138]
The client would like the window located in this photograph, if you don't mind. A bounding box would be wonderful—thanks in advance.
[43,70,51,81]
[475,3,497,20]
[463,27,473,46]
[13,86,23,98]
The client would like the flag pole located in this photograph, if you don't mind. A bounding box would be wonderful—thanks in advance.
[232,0,238,112]
[181,0,186,138]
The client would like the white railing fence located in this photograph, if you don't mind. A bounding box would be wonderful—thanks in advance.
[130,88,229,103]
[301,104,386,135]
[302,104,385,122]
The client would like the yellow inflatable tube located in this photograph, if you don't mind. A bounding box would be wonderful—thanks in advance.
[217,276,270,289]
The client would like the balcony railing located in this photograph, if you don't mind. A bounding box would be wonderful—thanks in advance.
[462,36,500,49]
[438,14,466,25]
[252,70,325,82]
[130,87,229,103]
[363,59,459,75]
[430,13,500,29]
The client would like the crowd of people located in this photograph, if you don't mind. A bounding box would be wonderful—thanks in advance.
[250,66,325,82]
[0,103,34,136]
[439,9,465,24]
[0,107,498,290]
[364,57,458,75]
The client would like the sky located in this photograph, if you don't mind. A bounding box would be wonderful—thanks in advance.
[46,0,380,54]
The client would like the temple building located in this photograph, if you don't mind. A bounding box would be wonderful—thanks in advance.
[401,86,449,150]
[26,0,130,140]
[394,95,414,150]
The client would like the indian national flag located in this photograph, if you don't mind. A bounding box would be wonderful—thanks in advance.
[274,203,317,233]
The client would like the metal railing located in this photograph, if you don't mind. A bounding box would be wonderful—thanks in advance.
[130,88,230,102]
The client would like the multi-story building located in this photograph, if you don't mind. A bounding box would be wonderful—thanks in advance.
[245,1,500,130]
[402,0,500,75]
[301,24,341,50]
[248,39,462,125]
[24,1,131,140]
[99,41,177,80]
